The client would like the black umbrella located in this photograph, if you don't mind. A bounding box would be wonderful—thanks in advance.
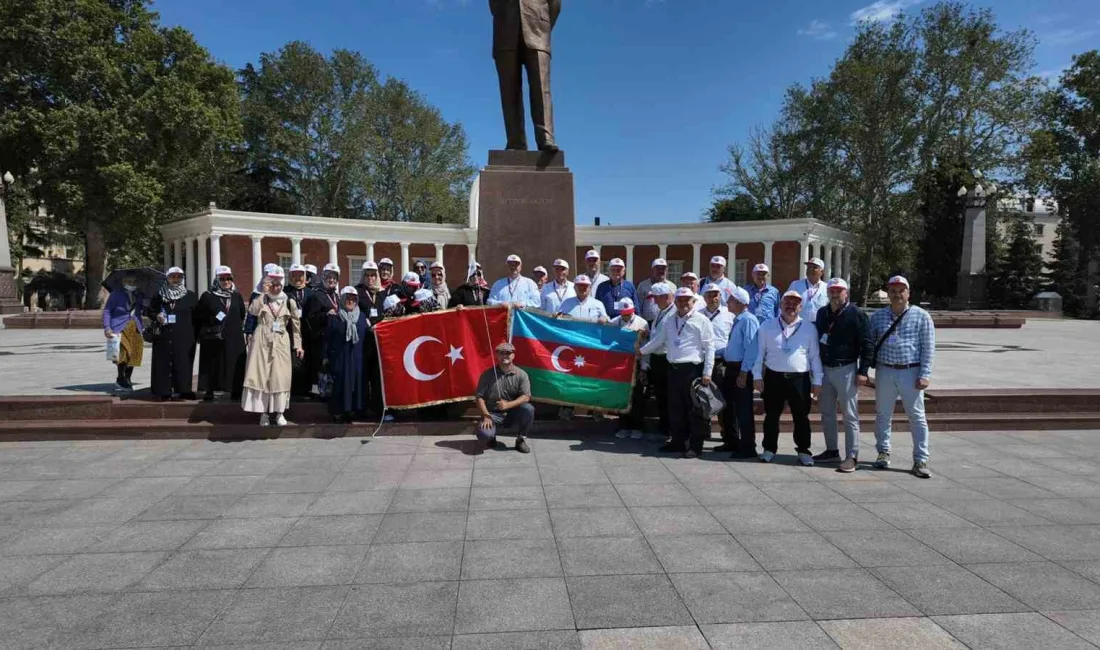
[103,267,166,298]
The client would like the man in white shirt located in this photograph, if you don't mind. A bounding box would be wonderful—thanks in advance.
[487,254,541,309]
[584,250,610,291]
[752,290,823,466]
[556,275,608,323]
[638,287,715,458]
[540,259,575,313]
[637,258,670,323]
[700,284,734,446]
[611,297,648,440]
[787,257,829,321]
[640,282,675,440]
[699,255,735,296]
[532,265,548,291]
[680,271,707,311]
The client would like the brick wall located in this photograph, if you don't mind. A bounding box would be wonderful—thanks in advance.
[773,241,801,291]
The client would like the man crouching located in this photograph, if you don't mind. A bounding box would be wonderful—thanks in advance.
[475,342,535,453]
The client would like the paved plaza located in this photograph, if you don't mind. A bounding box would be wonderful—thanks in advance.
[2,429,1100,648]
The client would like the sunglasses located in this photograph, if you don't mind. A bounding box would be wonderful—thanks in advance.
[430,272,443,277]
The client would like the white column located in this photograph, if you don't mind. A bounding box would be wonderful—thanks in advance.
[327,239,339,267]
[290,237,302,266]
[251,235,263,287]
[691,243,702,277]
[658,243,668,261]
[843,247,852,283]
[400,242,411,276]
[183,237,195,290]
[365,241,375,262]
[209,233,222,275]
[468,245,476,268]
[823,243,834,278]
[625,244,635,282]
[728,243,738,282]
[763,241,774,274]
[799,239,810,270]
[197,235,208,294]
[162,241,171,268]
[172,239,182,269]
[434,243,445,265]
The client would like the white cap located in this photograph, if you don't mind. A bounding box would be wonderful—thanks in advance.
[827,278,849,290]
[214,265,232,276]
[681,271,698,280]
[533,266,548,275]
[382,294,400,310]
[263,263,277,274]
[402,272,421,285]
[710,255,727,266]
[674,287,696,299]
[413,288,433,302]
[340,286,358,297]
[552,258,570,269]
[702,284,722,294]
[430,261,444,270]
[781,290,803,301]
[649,282,673,297]
[506,254,522,263]
[614,297,635,312]
[805,257,826,269]
[166,266,184,276]
[573,274,592,285]
[887,275,910,288]
[752,263,770,274]
[267,266,286,279]
[289,263,306,273]
[378,257,394,266]
[728,286,751,305]
[304,264,318,275]
[585,249,600,260]
[323,263,341,274]
[361,260,378,271]
[608,258,625,268]
[651,258,668,267]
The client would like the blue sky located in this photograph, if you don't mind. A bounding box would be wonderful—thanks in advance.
[155,0,1098,226]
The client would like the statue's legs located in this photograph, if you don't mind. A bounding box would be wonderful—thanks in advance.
[523,49,556,151]
[495,50,528,150]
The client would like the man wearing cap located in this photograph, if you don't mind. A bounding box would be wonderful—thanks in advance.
[557,275,608,323]
[638,286,715,458]
[700,256,735,296]
[869,276,935,479]
[532,266,548,291]
[700,284,734,443]
[475,342,534,454]
[814,278,872,471]
[540,259,575,313]
[610,297,648,439]
[744,264,780,321]
[286,264,314,399]
[680,272,707,311]
[450,262,491,308]
[355,261,387,417]
[752,290,823,465]
[788,258,829,322]
[637,258,670,324]
[595,258,637,318]
[722,287,761,458]
[640,281,675,441]
[488,255,542,309]
[584,250,609,291]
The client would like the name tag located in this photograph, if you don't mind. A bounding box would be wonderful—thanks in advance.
[272,321,283,333]
[215,311,226,322]
[166,314,177,324]
[369,308,378,318]
[819,333,829,345]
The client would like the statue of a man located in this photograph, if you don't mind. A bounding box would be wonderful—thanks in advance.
[490,0,561,152]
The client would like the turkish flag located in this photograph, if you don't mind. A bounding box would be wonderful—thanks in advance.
[374,306,510,409]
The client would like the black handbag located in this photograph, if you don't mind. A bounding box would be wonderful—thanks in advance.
[199,324,224,342]
[142,322,162,343]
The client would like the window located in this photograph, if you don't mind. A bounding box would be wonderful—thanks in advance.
[347,256,369,276]
[666,260,685,281]
[732,259,748,286]
[1033,223,1045,236]
[277,253,307,269]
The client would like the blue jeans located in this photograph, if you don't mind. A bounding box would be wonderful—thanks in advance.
[821,364,861,459]
[480,403,535,439]
[874,366,930,463]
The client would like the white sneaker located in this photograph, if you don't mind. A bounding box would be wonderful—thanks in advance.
[759,451,775,463]
[259,414,269,427]
[274,414,288,426]
[383,414,395,423]
[615,429,630,439]
[630,430,644,440]
[798,453,814,467]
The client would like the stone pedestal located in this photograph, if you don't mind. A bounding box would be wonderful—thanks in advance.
[476,150,575,275]
[0,268,20,314]
[952,199,988,310]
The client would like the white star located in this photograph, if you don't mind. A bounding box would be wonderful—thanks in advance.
[574,355,586,368]
[445,345,464,365]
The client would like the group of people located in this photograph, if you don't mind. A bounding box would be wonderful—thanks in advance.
[475,251,935,477]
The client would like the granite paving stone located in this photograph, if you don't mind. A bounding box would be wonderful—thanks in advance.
[684,482,777,507]
[759,482,844,504]
[0,593,120,649]
[328,582,458,638]
[200,585,349,645]
[737,532,857,570]
[452,630,581,649]
[357,541,464,583]
[455,577,575,634]
[771,569,921,619]
[247,472,337,494]
[557,535,662,576]
[630,506,726,536]
[400,469,472,489]
[469,485,546,511]
[138,548,268,590]
[461,538,564,580]
[871,564,1028,615]
[549,507,640,538]
[465,509,554,540]
[701,621,839,649]
[905,527,1043,564]
[615,483,700,507]
[670,571,809,623]
[222,493,317,518]
[0,554,70,596]
[603,464,679,485]
[577,626,708,649]
[567,574,693,630]
[277,515,382,546]
[861,502,978,530]
[648,533,763,573]
[0,525,118,555]
[373,512,468,543]
[172,474,265,496]
[821,529,954,568]
[933,612,1096,649]
[817,617,965,649]
[1043,610,1100,646]
[538,464,611,486]
[784,502,897,532]
[1009,499,1100,525]
[183,516,298,549]
[966,561,1100,610]
[74,588,238,648]
[325,471,408,492]
[707,505,811,534]
[26,551,167,595]
[543,484,623,509]
[324,637,451,649]
[245,544,369,587]
[307,489,396,516]
[86,519,207,552]
[989,524,1100,561]
[472,467,542,487]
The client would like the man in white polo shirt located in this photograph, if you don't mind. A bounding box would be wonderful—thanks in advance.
[584,250,610,291]
[699,255,734,296]
[700,284,733,443]
[557,275,608,323]
[788,257,829,322]
[640,281,675,440]
[540,258,575,313]
[637,258,670,323]
[488,254,541,308]
[752,290,823,465]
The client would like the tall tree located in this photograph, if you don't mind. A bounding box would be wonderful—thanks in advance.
[0,0,241,307]
[988,216,1044,308]
[1045,217,1085,314]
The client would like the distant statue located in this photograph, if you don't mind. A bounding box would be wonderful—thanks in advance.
[490,0,561,152]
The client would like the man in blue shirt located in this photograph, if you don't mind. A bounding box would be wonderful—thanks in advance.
[788,257,829,322]
[869,275,935,479]
[744,263,779,321]
[487,254,542,309]
[721,286,761,459]
[595,257,637,318]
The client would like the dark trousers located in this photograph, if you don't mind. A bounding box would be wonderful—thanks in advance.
[648,354,670,434]
[668,362,707,454]
[722,363,756,453]
[485,403,535,438]
[495,44,555,149]
[620,361,647,430]
[762,368,812,455]
[712,360,727,436]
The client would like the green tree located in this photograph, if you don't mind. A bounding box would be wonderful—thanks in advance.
[988,216,1044,308]
[1045,217,1086,315]
[705,193,770,223]
[0,0,241,307]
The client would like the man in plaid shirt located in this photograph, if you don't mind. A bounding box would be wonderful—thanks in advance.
[869,276,935,478]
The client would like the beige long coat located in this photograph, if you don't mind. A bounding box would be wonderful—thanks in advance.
[242,296,302,394]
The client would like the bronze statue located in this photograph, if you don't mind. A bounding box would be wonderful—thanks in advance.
[490,0,561,152]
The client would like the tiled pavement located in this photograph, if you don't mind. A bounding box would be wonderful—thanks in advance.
[2,430,1100,648]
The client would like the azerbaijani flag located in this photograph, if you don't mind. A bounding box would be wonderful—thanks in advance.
[511,309,641,412]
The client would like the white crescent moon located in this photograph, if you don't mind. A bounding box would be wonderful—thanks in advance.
[550,345,574,373]
[404,336,444,381]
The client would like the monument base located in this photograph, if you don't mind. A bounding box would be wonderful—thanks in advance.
[0,268,22,314]
[951,272,988,310]
[476,150,575,275]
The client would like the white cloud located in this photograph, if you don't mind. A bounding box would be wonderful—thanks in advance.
[797,19,838,40]
[850,0,923,24]
[1043,28,1098,46]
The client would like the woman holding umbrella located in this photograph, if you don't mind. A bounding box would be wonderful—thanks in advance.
[147,267,198,401]
[326,286,368,423]
[195,266,247,401]
[101,271,146,391]
[241,266,304,426]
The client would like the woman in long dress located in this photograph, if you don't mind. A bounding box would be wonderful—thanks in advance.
[196,266,247,401]
[326,286,368,423]
[102,273,145,392]
[241,267,304,426]
[147,267,198,401]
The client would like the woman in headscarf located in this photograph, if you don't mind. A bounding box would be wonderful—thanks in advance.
[355,261,386,418]
[448,262,491,308]
[285,264,314,399]
[303,263,341,395]
[102,272,145,392]
[241,267,304,426]
[413,260,429,287]
[147,267,198,401]
[428,261,450,307]
[326,286,368,423]
[195,266,246,402]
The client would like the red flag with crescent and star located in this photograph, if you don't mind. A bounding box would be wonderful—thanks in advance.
[374,306,511,409]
